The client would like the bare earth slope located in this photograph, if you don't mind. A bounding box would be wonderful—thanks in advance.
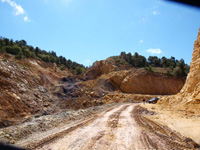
[25,104,198,150]
[0,54,71,127]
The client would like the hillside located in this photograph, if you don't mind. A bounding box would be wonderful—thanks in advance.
[0,37,85,74]
[0,51,187,129]
[0,53,68,127]
[0,37,194,148]
[82,57,186,95]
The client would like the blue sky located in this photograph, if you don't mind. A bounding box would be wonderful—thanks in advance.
[0,0,200,66]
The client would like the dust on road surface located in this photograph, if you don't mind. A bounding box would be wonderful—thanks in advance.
[34,104,199,150]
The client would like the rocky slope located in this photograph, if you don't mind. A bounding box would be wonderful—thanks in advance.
[158,28,200,112]
[0,54,117,128]
[0,51,186,128]
[83,58,185,95]
[0,54,68,127]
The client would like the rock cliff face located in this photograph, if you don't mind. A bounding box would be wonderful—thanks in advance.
[180,28,200,97]
[109,70,185,95]
[83,60,185,95]
[158,28,200,112]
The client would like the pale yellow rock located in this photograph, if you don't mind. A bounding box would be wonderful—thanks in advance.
[158,28,200,112]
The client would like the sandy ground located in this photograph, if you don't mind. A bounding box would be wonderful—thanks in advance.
[31,104,199,150]
[143,104,200,145]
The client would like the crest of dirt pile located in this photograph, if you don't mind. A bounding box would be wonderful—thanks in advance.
[158,28,200,112]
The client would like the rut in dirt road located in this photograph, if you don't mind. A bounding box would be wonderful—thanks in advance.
[36,104,199,150]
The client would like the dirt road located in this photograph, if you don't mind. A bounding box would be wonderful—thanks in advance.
[34,104,199,150]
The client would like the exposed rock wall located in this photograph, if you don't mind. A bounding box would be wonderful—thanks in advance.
[158,28,200,111]
[83,58,132,80]
[83,58,185,95]
[180,28,200,97]
[109,70,185,95]
[83,59,118,80]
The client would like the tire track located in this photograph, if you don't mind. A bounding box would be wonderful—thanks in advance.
[32,105,122,149]
[132,105,200,150]
[82,104,130,150]
[34,104,200,150]
[107,104,130,128]
[36,104,130,150]
[30,117,94,150]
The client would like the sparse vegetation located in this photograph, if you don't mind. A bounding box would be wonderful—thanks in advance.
[145,66,155,72]
[76,66,85,74]
[60,64,65,71]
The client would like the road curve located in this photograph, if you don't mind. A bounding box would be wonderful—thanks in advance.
[35,104,199,150]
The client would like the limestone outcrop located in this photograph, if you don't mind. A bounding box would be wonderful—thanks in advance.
[158,28,200,112]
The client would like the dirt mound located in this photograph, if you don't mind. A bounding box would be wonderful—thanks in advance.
[158,28,200,112]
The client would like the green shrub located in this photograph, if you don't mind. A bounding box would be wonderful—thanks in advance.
[30,52,36,58]
[76,66,85,74]
[163,70,171,76]
[5,45,21,55]
[60,64,65,71]
[15,50,23,59]
[145,66,155,72]
[39,54,50,62]
[23,48,31,57]
[173,67,182,76]
[0,47,6,53]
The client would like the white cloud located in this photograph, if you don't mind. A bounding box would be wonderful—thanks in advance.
[152,10,160,15]
[1,0,30,22]
[146,48,162,54]
[24,16,30,22]
[139,40,143,44]
[1,0,24,16]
